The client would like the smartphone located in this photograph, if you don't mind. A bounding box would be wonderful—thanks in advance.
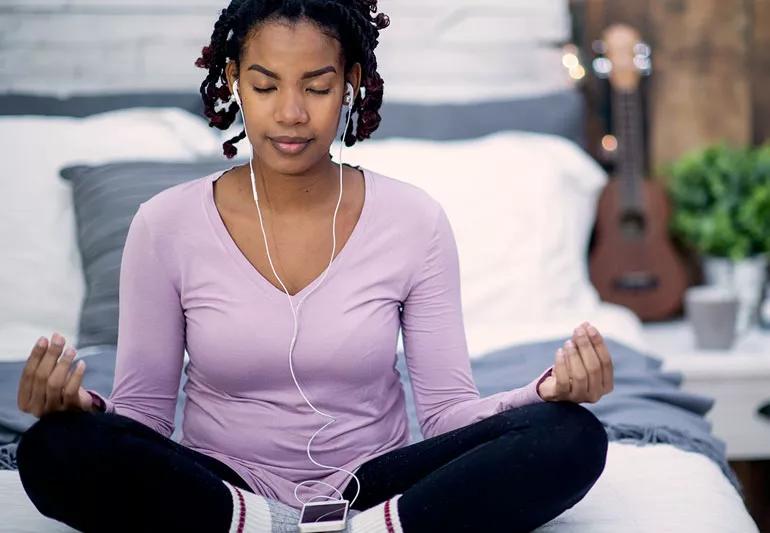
[298,499,349,532]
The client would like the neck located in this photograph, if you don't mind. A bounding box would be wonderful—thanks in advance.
[240,156,342,216]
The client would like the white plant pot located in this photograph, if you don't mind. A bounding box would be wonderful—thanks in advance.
[702,254,769,335]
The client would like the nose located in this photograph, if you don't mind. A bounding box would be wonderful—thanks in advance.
[273,88,309,125]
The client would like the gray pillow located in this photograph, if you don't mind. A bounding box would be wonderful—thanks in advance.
[60,159,246,349]
[374,91,586,146]
[1,89,585,147]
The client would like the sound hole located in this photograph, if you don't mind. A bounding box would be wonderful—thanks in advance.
[619,209,646,239]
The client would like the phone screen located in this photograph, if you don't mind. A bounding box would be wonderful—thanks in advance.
[300,502,347,523]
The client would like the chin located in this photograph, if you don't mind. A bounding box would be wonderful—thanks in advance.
[267,151,328,176]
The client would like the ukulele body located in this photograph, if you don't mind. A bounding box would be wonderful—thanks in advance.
[589,177,690,320]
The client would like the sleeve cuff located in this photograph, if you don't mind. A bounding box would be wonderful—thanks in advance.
[491,364,556,413]
[86,389,114,414]
[532,365,554,402]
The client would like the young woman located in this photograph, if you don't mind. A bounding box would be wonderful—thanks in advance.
[15,1,614,532]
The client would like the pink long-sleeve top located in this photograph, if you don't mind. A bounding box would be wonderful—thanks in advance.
[87,163,553,510]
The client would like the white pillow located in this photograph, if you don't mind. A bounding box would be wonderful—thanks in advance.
[338,131,608,355]
[0,107,221,362]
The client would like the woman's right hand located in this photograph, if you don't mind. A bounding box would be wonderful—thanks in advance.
[17,333,94,418]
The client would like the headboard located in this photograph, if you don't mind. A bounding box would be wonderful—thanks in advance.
[0,89,586,148]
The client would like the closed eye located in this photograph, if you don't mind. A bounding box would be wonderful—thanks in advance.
[252,87,331,95]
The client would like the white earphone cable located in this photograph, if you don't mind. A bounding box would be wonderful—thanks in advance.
[233,79,362,509]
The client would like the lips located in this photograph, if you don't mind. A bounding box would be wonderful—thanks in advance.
[269,137,312,155]
[271,136,311,143]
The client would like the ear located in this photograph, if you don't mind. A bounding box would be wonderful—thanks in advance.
[225,61,238,94]
[346,62,363,99]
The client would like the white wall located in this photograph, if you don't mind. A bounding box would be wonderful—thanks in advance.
[0,0,574,102]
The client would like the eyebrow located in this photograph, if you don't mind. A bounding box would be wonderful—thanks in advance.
[247,64,337,80]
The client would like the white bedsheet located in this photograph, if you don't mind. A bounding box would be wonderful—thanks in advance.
[0,441,757,532]
[536,442,758,533]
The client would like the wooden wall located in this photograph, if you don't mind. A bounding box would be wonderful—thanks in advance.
[752,0,770,145]
[573,0,770,177]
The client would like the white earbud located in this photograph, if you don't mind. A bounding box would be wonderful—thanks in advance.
[343,82,354,107]
[232,79,241,106]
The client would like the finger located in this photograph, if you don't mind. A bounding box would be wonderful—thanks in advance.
[561,341,574,392]
[573,326,603,401]
[29,333,67,416]
[45,346,77,412]
[554,348,572,398]
[38,333,67,377]
[18,336,49,411]
[564,339,587,400]
[62,359,86,410]
[587,324,614,393]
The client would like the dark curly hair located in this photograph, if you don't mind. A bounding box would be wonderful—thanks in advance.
[195,0,390,159]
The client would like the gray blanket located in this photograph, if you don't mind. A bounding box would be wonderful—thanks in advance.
[0,337,742,498]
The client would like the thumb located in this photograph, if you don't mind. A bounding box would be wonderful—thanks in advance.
[538,375,557,401]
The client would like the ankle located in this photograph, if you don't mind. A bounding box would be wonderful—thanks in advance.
[221,479,272,533]
[349,494,404,533]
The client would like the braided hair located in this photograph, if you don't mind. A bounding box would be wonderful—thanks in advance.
[195,0,390,159]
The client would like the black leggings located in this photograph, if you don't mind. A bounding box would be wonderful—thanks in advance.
[17,400,607,533]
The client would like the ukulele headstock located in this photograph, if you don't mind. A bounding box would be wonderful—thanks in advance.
[592,24,652,90]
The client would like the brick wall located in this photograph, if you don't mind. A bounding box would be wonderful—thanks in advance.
[0,0,573,102]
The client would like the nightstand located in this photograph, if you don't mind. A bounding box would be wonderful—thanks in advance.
[642,320,770,460]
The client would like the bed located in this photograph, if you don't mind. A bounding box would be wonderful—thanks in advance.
[0,89,759,532]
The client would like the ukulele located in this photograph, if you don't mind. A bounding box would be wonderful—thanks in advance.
[588,23,690,321]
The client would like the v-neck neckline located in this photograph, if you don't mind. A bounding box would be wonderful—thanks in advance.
[203,161,372,301]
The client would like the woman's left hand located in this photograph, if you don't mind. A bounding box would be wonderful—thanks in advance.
[537,321,615,403]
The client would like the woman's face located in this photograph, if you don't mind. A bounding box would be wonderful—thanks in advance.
[226,19,361,175]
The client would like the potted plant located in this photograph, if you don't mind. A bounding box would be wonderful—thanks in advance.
[665,142,770,333]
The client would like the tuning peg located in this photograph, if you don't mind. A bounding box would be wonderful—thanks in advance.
[592,57,612,78]
[634,42,651,58]
[592,39,606,55]
[634,55,653,76]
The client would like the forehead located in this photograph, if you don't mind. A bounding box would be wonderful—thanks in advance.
[242,18,342,72]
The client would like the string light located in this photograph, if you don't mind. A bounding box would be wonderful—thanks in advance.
[561,43,586,82]
[569,65,586,80]
[601,135,618,152]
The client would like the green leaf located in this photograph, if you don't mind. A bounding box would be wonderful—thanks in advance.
[666,142,769,258]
